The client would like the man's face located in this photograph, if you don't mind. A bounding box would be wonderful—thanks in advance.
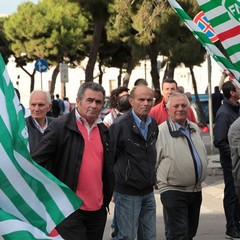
[29,92,51,122]
[129,86,154,121]
[167,95,189,126]
[162,82,177,102]
[76,89,104,124]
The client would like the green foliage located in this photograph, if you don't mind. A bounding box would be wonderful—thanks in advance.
[72,0,111,21]
[0,17,12,63]
[107,0,162,46]
[4,0,89,65]
[99,30,132,69]
[156,0,206,68]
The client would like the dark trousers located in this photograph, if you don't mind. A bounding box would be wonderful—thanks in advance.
[56,207,107,240]
[222,164,240,231]
[161,190,202,240]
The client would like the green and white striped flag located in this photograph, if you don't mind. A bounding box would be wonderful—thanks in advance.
[197,0,240,72]
[167,0,240,83]
[0,53,82,239]
[0,210,63,239]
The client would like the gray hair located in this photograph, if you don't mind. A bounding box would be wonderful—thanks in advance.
[29,90,51,105]
[166,92,190,109]
[77,82,105,99]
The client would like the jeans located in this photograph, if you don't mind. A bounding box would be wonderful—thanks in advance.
[56,207,107,240]
[114,191,156,240]
[111,192,119,237]
[161,190,202,240]
[222,163,240,231]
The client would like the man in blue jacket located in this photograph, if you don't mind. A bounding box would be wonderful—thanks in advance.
[109,85,158,240]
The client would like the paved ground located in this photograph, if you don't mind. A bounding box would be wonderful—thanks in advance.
[103,131,227,240]
[103,169,225,240]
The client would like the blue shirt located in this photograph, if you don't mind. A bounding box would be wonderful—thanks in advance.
[132,110,152,140]
[175,122,202,181]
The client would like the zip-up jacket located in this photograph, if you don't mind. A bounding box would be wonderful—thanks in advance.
[156,119,207,193]
[32,109,114,209]
[214,97,239,166]
[109,110,158,196]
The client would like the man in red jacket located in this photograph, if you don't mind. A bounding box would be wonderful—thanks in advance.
[150,78,197,125]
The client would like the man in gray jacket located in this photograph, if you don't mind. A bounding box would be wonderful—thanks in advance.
[156,92,207,240]
[228,117,240,207]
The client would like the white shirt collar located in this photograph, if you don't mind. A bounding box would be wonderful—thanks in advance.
[75,108,102,134]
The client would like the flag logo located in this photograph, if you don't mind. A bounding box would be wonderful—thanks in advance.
[193,11,219,43]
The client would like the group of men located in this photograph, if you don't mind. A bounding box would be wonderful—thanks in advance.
[18,77,240,240]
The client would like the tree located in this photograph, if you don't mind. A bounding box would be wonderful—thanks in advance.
[0,17,12,63]
[98,37,132,86]
[160,1,207,126]
[107,0,162,87]
[70,0,114,82]
[4,0,89,93]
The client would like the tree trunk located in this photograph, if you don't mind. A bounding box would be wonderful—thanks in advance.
[98,62,103,85]
[122,57,137,87]
[163,61,175,80]
[117,67,123,87]
[148,41,160,90]
[85,20,104,82]
[19,66,36,93]
[189,66,207,127]
[50,64,60,95]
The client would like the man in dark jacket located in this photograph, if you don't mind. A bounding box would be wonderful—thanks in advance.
[212,86,223,122]
[32,82,114,240]
[26,90,53,154]
[214,80,240,239]
[109,85,158,240]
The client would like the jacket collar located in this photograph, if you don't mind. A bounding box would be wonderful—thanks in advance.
[166,118,197,138]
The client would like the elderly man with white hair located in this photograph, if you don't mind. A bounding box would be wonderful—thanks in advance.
[26,90,54,153]
[155,92,207,240]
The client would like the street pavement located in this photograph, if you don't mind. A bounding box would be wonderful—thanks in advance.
[103,131,228,240]
[0,131,225,240]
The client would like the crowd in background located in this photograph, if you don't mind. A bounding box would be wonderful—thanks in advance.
[14,77,240,240]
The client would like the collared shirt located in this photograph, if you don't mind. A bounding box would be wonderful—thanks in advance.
[75,109,102,137]
[175,121,202,181]
[132,109,152,140]
[32,117,49,133]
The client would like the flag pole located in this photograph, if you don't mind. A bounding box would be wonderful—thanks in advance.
[207,54,214,154]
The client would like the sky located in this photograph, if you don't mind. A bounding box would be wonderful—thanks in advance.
[0,0,39,15]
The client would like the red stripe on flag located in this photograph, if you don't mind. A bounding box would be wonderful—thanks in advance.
[217,25,240,42]
[49,228,59,237]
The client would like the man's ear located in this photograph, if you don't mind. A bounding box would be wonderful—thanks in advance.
[230,90,235,97]
[129,97,134,107]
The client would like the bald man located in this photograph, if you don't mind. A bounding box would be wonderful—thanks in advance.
[109,85,158,240]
